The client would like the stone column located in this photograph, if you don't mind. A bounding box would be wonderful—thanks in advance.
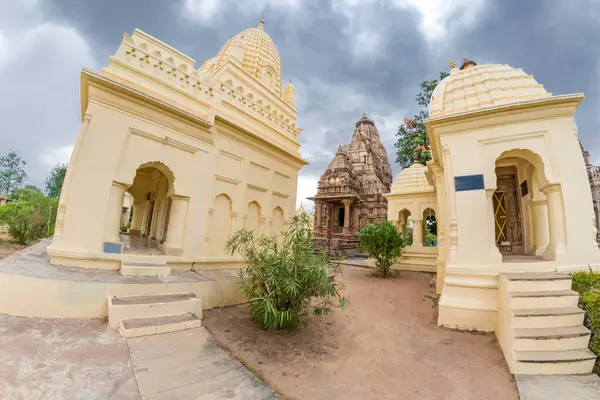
[103,182,128,253]
[129,202,145,236]
[531,199,549,256]
[412,218,423,248]
[314,202,322,232]
[342,200,351,235]
[486,189,502,262]
[542,185,567,261]
[163,195,189,256]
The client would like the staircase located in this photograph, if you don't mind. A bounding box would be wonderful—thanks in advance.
[108,293,202,338]
[120,260,171,276]
[497,272,596,375]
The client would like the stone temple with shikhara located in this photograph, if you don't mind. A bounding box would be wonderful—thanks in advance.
[309,114,393,254]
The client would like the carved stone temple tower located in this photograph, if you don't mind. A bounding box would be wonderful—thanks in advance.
[580,140,600,246]
[309,114,393,255]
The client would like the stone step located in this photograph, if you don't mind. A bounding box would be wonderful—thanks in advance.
[504,272,572,292]
[509,290,579,309]
[513,349,596,375]
[119,313,202,338]
[513,326,591,351]
[120,261,171,277]
[511,307,585,329]
[108,293,202,328]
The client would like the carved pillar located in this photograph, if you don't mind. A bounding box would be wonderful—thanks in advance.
[129,202,145,236]
[412,218,423,248]
[542,184,567,261]
[342,199,351,235]
[103,181,128,252]
[531,199,549,256]
[315,202,322,232]
[163,195,189,256]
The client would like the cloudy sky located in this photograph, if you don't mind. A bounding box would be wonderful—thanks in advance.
[1,0,599,208]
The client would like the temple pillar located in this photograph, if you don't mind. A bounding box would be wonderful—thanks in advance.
[531,199,549,256]
[163,195,189,256]
[103,181,128,253]
[342,200,351,235]
[129,202,145,236]
[315,202,322,232]
[412,218,423,248]
[542,185,567,261]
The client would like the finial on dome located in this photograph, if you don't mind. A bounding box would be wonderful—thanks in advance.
[449,58,456,69]
[459,57,477,70]
[258,19,265,30]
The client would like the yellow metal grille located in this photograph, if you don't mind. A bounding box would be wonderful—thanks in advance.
[494,191,507,244]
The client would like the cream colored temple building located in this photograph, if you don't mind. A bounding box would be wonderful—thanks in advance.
[385,58,600,374]
[47,21,306,271]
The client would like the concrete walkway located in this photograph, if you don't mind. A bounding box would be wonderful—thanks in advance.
[127,327,279,399]
[516,374,600,400]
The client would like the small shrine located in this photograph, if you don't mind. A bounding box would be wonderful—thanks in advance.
[309,114,392,254]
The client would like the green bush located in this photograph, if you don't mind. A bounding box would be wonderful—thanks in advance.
[358,221,404,278]
[227,212,348,331]
[0,188,58,244]
[571,268,600,372]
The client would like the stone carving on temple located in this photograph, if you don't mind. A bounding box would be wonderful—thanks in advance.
[309,113,393,255]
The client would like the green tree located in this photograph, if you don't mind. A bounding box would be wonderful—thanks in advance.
[0,151,27,195]
[358,221,404,278]
[227,212,348,330]
[0,187,58,244]
[395,72,450,168]
[45,163,68,198]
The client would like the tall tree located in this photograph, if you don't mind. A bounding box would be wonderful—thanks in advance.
[395,71,450,168]
[45,163,68,198]
[0,151,27,196]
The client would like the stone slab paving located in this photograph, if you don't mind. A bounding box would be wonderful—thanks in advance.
[127,327,280,399]
[516,374,600,400]
[0,315,139,400]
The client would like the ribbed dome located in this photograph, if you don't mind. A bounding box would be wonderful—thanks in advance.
[390,162,434,195]
[199,20,282,96]
[429,64,551,118]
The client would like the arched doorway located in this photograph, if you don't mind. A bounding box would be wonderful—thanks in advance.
[397,209,411,245]
[123,162,174,254]
[423,208,437,247]
[493,150,552,257]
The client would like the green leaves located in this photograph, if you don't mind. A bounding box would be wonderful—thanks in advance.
[395,71,449,168]
[358,221,404,278]
[571,268,600,359]
[227,212,347,331]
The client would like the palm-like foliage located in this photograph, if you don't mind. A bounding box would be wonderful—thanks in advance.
[227,212,348,330]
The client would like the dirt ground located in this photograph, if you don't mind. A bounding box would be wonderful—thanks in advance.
[0,231,28,260]
[204,266,519,400]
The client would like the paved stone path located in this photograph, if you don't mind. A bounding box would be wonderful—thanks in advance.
[127,327,279,399]
[516,374,600,400]
[0,315,139,400]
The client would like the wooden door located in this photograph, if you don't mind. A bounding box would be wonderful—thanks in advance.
[494,167,524,254]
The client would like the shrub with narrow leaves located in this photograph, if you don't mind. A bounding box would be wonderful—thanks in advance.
[358,221,404,278]
[227,212,348,331]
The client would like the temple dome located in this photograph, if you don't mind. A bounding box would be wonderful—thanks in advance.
[429,63,551,118]
[199,20,282,96]
[390,162,434,195]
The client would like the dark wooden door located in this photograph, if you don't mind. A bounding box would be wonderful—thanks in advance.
[494,167,524,254]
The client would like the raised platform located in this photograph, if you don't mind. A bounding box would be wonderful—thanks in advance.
[0,239,245,319]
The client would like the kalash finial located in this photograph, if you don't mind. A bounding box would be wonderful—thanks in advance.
[449,58,456,69]
[258,18,265,30]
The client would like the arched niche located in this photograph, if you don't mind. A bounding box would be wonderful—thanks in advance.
[244,201,262,233]
[272,207,284,237]
[210,194,233,256]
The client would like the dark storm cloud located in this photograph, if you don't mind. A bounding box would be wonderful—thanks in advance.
[1,0,599,205]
